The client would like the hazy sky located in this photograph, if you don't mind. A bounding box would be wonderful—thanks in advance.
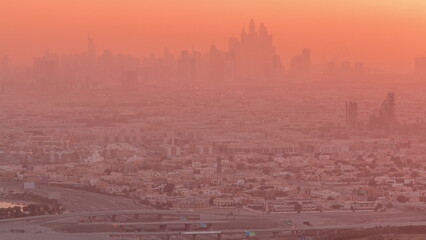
[1,0,426,72]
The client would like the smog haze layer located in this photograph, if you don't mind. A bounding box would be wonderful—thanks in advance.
[3,1,426,240]
[1,0,426,72]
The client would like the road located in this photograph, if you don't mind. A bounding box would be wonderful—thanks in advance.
[0,182,150,212]
[4,220,426,240]
[2,207,426,240]
[2,184,426,239]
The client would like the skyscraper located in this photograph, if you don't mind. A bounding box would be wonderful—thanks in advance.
[345,102,358,129]
[87,36,97,67]
[369,92,399,132]
[380,92,397,131]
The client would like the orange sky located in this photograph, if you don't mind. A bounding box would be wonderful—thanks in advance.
[1,0,426,72]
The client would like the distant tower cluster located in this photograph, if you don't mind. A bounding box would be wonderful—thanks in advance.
[345,101,358,129]
[229,19,282,83]
[26,21,285,91]
[172,20,283,86]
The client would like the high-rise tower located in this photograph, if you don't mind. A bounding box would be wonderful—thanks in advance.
[87,36,96,65]
[345,102,358,129]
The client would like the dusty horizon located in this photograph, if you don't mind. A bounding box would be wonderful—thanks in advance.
[3,1,426,239]
[1,0,426,72]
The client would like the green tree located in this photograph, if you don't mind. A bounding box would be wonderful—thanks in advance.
[396,195,408,203]
[163,183,175,194]
[294,203,302,213]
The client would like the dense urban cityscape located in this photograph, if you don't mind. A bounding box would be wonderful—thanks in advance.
[2,1,426,239]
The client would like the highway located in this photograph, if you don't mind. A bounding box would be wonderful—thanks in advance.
[79,220,231,226]
[3,220,426,240]
[2,185,426,239]
[2,207,426,240]
[0,182,147,212]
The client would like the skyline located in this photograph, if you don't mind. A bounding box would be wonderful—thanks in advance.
[1,0,426,72]
[3,1,426,239]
